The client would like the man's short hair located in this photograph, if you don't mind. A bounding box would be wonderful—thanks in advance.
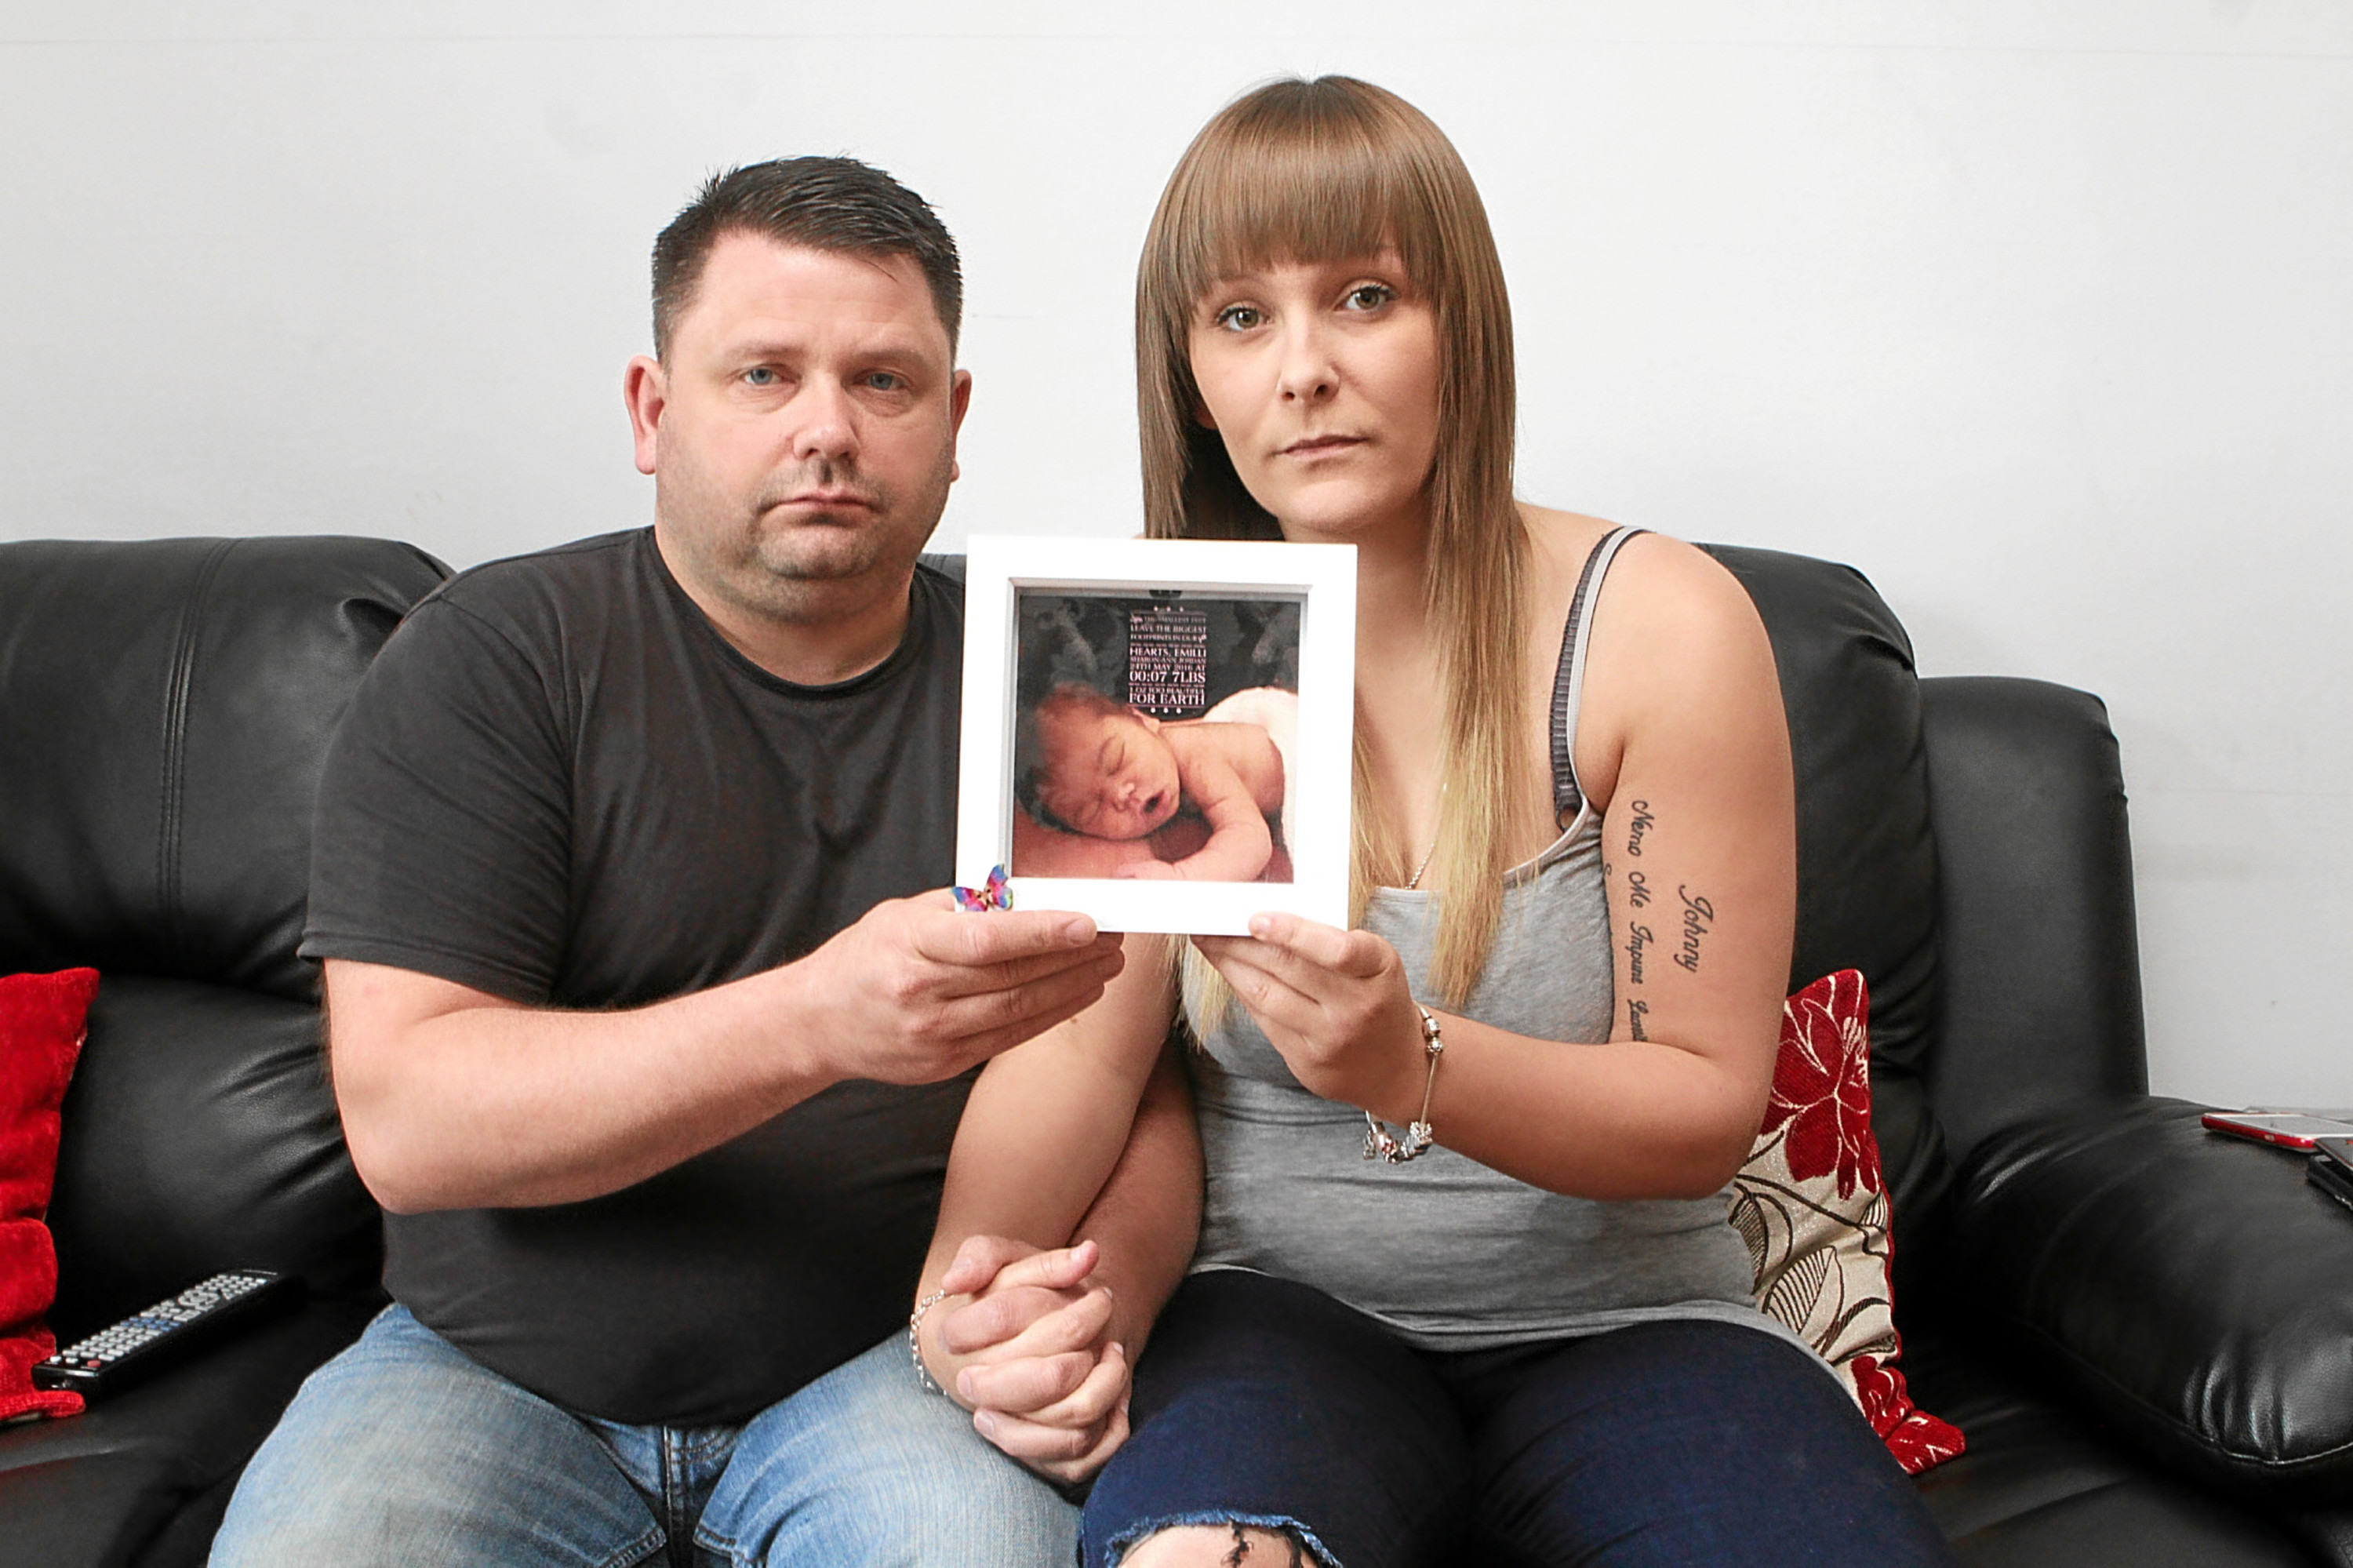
[650,156,963,360]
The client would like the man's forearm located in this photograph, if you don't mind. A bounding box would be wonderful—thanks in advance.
[332,897,1121,1216]
[329,959,837,1213]
[1071,1039,1202,1354]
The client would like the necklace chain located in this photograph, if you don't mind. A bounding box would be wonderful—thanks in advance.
[1403,782,1446,890]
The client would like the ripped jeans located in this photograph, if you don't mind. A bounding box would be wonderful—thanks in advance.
[1082,1271,1955,1568]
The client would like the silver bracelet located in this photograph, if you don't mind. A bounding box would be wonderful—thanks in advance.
[908,1287,949,1395]
[1362,1005,1444,1164]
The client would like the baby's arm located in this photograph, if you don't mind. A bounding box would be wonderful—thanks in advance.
[1120,743,1272,882]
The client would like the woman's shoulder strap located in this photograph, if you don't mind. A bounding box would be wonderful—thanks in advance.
[1549,525,1647,828]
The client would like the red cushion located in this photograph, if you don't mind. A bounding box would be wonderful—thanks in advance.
[0,967,99,1423]
[1735,970,1963,1474]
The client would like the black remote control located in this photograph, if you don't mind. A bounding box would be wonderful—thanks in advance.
[32,1269,301,1401]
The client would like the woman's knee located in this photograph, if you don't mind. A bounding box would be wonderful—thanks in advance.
[1114,1520,1326,1568]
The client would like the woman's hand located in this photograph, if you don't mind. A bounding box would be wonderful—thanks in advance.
[1191,913,1430,1122]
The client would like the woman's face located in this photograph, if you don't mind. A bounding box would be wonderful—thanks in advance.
[1187,251,1442,544]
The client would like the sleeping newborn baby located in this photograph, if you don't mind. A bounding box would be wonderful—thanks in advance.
[1014,683,1293,882]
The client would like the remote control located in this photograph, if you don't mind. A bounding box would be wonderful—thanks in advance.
[32,1269,300,1401]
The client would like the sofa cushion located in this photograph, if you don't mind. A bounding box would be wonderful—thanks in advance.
[0,1450,191,1568]
[0,968,98,1423]
[1916,676,2147,1161]
[0,1294,382,1568]
[1703,546,1950,1271]
[1949,1097,2353,1508]
[1900,1322,2316,1566]
[0,536,448,1002]
[46,977,379,1344]
[1736,969,1962,1473]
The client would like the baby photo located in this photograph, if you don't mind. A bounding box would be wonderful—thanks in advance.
[1008,591,1303,883]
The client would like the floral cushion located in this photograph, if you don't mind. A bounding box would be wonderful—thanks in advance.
[1733,969,1963,1474]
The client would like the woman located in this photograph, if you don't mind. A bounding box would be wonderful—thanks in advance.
[916,77,1956,1567]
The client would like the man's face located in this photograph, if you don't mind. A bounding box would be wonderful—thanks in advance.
[629,234,969,627]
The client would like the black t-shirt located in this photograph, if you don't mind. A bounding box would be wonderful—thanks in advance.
[302,528,969,1424]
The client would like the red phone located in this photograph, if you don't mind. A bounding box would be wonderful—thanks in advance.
[2202,1111,2353,1151]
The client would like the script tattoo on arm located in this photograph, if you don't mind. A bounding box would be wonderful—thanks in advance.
[1613,806,1669,1043]
[1625,799,1655,858]
[1612,804,1703,1042]
[1673,886,1715,973]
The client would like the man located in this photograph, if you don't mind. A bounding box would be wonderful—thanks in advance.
[212,158,1197,1566]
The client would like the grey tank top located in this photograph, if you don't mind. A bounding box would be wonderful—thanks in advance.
[1187,526,1809,1356]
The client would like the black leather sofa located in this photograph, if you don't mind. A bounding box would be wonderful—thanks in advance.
[0,537,446,1568]
[1,533,2346,1567]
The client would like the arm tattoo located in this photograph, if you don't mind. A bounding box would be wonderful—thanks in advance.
[1674,886,1715,973]
[1627,997,1650,1041]
[1625,799,1656,857]
[1624,919,1653,986]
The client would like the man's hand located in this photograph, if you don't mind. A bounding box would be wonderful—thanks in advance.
[795,893,1125,1087]
[919,1235,1132,1484]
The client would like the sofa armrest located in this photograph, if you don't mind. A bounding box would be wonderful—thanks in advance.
[1948,1095,2353,1507]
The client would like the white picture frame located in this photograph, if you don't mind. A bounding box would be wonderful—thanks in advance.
[956,535,1357,935]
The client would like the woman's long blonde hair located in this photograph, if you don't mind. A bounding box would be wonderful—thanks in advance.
[1138,76,1529,1013]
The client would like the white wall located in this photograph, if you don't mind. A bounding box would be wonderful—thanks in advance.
[5,2,2348,1107]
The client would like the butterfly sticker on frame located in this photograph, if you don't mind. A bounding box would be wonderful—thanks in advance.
[953,864,1013,913]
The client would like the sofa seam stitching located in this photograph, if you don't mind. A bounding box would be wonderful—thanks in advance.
[156,539,238,953]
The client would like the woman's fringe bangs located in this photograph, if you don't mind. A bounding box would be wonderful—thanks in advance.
[1158,113,1443,307]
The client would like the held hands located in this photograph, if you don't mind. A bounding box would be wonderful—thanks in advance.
[795,893,1124,1086]
[918,1235,1130,1484]
[1192,914,1428,1122]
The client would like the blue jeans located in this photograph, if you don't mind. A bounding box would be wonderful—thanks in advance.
[211,1304,1078,1567]
[1082,1271,1955,1568]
